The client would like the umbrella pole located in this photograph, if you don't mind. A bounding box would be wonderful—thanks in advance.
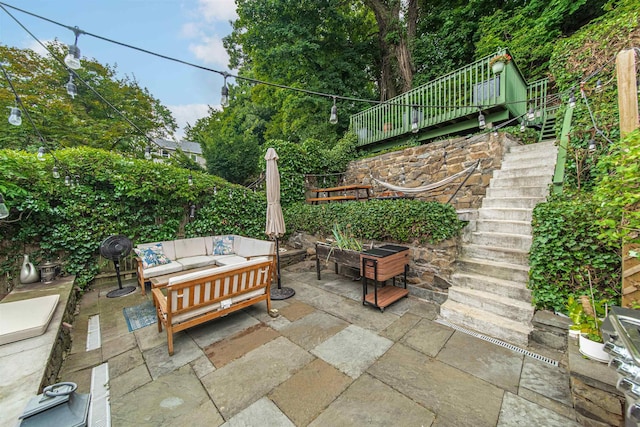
[270,236,295,300]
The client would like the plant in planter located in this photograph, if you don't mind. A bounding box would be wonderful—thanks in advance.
[489,53,512,74]
[315,224,364,280]
[567,294,610,362]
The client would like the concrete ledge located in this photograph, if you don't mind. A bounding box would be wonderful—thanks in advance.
[0,276,77,427]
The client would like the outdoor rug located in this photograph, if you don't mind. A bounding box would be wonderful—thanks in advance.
[123,300,157,332]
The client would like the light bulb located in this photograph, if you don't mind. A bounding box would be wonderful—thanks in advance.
[37,147,46,161]
[64,44,81,70]
[520,120,526,132]
[144,146,152,160]
[411,108,419,133]
[595,79,603,93]
[8,107,21,126]
[329,104,338,125]
[66,76,77,99]
[188,174,193,186]
[588,139,597,152]
[478,112,485,129]
[527,108,535,121]
[220,81,229,108]
[189,204,196,219]
[52,166,60,179]
[568,92,576,109]
[0,194,9,219]
[65,175,71,186]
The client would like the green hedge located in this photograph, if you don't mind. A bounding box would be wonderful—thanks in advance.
[285,199,465,244]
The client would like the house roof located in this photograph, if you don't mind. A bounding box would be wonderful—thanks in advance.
[154,139,203,155]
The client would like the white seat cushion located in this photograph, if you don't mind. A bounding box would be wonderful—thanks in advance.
[177,255,216,270]
[0,294,59,345]
[142,260,183,278]
[215,255,250,266]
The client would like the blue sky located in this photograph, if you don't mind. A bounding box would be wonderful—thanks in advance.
[0,0,237,139]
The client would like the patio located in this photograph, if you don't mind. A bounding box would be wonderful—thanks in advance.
[37,260,589,427]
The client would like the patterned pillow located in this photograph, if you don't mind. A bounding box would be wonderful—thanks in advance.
[134,243,172,269]
[212,235,234,255]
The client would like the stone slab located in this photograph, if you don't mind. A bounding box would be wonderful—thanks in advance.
[311,325,393,379]
[222,397,295,427]
[279,311,348,351]
[497,392,580,427]
[142,333,203,379]
[401,318,453,357]
[309,373,435,427]
[519,357,573,407]
[187,310,260,348]
[204,323,280,367]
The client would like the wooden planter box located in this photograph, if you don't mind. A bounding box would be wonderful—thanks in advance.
[360,245,409,282]
[315,243,361,280]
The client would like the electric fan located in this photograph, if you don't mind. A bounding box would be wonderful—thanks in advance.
[99,235,136,298]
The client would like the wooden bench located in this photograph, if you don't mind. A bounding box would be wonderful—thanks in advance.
[306,184,372,204]
[152,258,274,355]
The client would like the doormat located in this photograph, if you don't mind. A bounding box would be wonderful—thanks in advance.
[123,300,157,332]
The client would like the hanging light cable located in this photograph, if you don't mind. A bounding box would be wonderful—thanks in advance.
[329,97,338,125]
[65,73,77,98]
[64,26,83,70]
[220,73,229,108]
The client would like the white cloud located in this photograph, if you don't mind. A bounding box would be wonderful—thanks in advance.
[167,103,212,139]
[189,36,229,68]
[197,0,238,22]
[26,39,53,57]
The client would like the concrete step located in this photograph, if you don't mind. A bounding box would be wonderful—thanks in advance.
[461,243,529,265]
[447,287,535,320]
[439,300,533,347]
[452,270,531,299]
[508,140,557,153]
[470,231,532,251]
[490,175,554,188]
[476,219,532,235]
[478,207,533,222]
[486,186,549,198]
[503,149,558,164]
[481,197,546,209]
[493,165,557,179]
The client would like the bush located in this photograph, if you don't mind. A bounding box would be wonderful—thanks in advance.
[285,199,465,244]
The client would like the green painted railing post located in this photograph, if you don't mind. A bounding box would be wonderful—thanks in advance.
[552,106,574,195]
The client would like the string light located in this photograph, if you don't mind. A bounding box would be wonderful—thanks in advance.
[568,89,576,109]
[189,204,196,219]
[595,79,603,93]
[188,174,193,186]
[7,106,21,125]
[588,139,597,152]
[52,166,60,179]
[527,107,535,121]
[411,107,419,133]
[144,146,152,160]
[64,26,82,70]
[65,73,77,98]
[329,97,338,125]
[477,111,485,129]
[220,73,229,108]
[64,175,71,186]
[0,194,9,219]
[37,146,46,161]
[520,119,526,132]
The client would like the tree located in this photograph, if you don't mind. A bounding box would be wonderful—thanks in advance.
[0,43,177,155]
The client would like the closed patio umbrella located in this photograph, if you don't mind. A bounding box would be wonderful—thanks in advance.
[265,147,295,300]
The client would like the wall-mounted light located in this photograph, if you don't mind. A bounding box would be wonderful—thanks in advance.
[220,73,229,108]
[64,27,83,70]
[7,106,21,126]
[65,74,77,99]
[329,97,338,125]
[0,194,9,219]
[37,147,46,161]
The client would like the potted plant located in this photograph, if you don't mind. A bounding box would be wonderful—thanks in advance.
[567,295,610,363]
[489,53,512,74]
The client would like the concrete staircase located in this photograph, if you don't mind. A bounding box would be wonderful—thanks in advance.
[440,140,558,347]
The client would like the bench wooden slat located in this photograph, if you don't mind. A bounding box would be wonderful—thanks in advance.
[309,184,372,193]
[306,195,357,203]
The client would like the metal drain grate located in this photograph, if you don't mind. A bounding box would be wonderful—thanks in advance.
[435,318,558,366]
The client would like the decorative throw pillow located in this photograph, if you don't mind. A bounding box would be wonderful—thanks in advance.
[134,243,172,269]
[212,235,234,255]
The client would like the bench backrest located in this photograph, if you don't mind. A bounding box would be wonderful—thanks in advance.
[165,258,274,314]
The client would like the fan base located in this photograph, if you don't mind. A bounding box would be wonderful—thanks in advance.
[107,286,137,298]
[270,287,295,300]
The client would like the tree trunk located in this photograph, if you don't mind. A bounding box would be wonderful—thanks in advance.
[365,0,417,100]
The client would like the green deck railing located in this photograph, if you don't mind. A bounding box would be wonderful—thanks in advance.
[350,50,549,149]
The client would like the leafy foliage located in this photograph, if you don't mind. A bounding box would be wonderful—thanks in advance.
[0,43,177,155]
[528,194,621,312]
[285,199,465,245]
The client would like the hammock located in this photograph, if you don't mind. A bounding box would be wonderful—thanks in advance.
[372,161,479,194]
